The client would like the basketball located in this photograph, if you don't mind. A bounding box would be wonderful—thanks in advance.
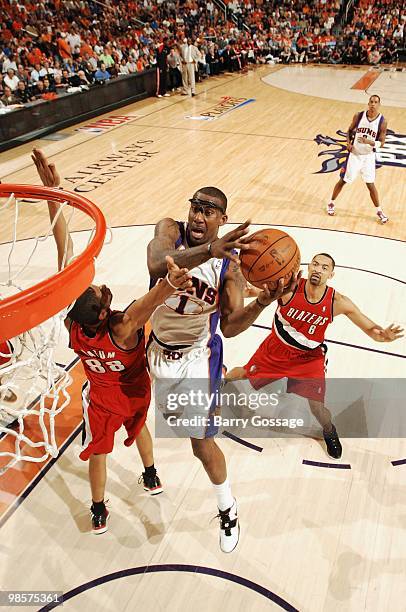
[240,229,301,290]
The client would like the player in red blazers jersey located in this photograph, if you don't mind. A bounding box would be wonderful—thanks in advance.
[226,253,403,459]
[32,149,192,534]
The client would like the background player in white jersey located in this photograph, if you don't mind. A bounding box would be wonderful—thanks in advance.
[147,189,299,552]
[327,95,388,224]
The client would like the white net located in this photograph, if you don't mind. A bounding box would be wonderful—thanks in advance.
[0,192,76,474]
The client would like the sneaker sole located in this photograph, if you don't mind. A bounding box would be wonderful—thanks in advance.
[144,486,163,495]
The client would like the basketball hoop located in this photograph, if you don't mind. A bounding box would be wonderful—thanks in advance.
[0,184,106,474]
[0,184,106,343]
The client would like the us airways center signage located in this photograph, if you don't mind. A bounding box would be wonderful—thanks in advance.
[63,141,159,192]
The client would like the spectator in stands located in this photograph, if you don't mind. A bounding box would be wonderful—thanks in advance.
[30,63,42,84]
[2,53,17,73]
[1,85,20,106]
[280,43,292,64]
[77,70,91,87]
[196,43,210,79]
[4,68,19,91]
[368,47,381,65]
[84,52,98,72]
[94,62,111,83]
[32,79,46,100]
[43,77,56,94]
[99,46,115,69]
[61,69,72,86]
[39,60,55,79]
[167,46,182,90]
[57,33,72,60]
[118,58,130,75]
[126,55,138,74]
[54,74,67,90]
[16,80,32,104]
[16,64,29,85]
[155,37,170,97]
[67,27,81,55]
[206,43,220,76]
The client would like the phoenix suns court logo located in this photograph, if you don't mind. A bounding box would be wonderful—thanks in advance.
[314,129,406,174]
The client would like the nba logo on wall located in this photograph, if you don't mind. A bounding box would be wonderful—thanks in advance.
[314,129,406,173]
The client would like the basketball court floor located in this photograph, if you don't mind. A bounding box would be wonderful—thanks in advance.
[0,64,405,611]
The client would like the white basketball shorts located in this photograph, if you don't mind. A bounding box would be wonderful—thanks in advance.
[147,334,223,439]
[343,152,376,184]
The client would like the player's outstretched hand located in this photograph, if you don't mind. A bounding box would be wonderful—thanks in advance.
[374,324,404,342]
[256,270,302,307]
[210,221,251,264]
[32,148,60,188]
[166,255,192,290]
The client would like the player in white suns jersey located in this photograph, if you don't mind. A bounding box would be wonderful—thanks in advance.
[147,188,299,553]
[327,95,389,223]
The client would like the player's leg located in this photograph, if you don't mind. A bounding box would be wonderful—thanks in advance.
[327,177,344,216]
[136,424,163,495]
[307,399,342,459]
[89,453,107,501]
[327,153,359,215]
[365,183,388,224]
[80,385,120,533]
[189,63,196,96]
[191,437,239,553]
[362,155,388,223]
[89,453,110,534]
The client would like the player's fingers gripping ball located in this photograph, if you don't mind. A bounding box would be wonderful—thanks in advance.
[240,229,301,290]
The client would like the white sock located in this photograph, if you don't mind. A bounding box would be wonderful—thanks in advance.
[213,478,234,511]
[376,206,382,213]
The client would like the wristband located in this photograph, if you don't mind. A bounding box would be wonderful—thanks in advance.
[165,273,178,290]
[255,298,267,309]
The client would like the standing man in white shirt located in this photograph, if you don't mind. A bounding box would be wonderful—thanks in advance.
[180,37,199,96]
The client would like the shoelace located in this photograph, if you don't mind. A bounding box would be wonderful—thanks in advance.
[213,508,237,536]
[138,473,158,486]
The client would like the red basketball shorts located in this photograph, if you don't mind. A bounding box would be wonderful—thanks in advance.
[80,377,151,461]
[244,336,327,403]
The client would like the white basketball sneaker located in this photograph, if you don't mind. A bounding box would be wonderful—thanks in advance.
[327,202,335,216]
[377,210,388,224]
[217,498,240,553]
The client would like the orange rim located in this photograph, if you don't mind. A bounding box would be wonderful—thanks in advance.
[0,184,106,343]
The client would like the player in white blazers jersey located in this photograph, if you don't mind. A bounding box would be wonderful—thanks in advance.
[327,95,389,224]
[147,187,299,553]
